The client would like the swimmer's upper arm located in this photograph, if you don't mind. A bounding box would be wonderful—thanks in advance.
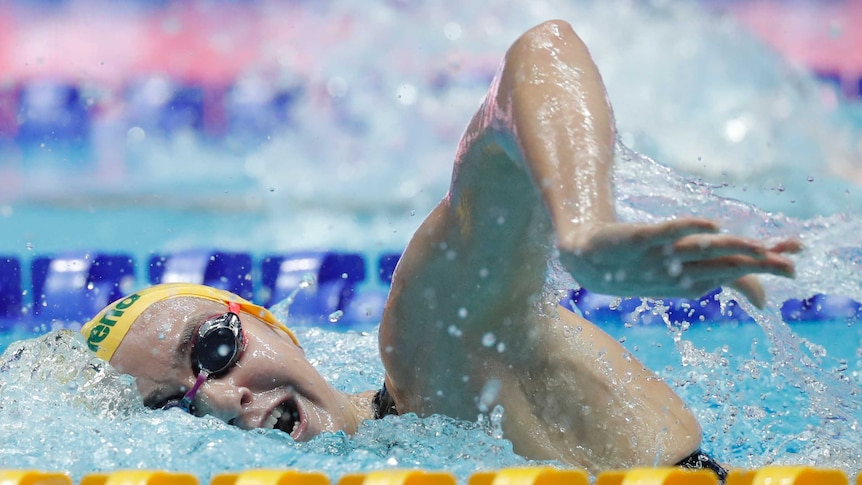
[379,21,710,470]
[379,20,617,414]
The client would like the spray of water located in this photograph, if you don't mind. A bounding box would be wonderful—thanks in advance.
[2,0,862,478]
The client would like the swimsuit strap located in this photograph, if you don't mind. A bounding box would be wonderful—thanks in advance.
[372,382,398,419]
[675,448,728,484]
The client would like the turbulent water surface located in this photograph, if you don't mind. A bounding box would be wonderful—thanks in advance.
[2,0,862,480]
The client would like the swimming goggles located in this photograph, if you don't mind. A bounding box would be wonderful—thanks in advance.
[163,301,246,414]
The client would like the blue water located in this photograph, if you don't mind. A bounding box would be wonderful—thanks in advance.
[2,316,861,481]
[2,0,862,481]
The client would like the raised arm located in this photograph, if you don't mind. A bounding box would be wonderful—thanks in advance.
[486,21,797,305]
[378,20,797,472]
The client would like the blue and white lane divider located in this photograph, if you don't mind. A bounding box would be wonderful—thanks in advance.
[1,251,860,332]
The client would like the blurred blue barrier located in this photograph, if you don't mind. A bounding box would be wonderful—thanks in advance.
[0,86,18,140]
[342,289,388,326]
[225,79,300,142]
[564,287,754,325]
[1,249,860,330]
[563,288,660,325]
[31,252,135,325]
[148,249,254,302]
[125,78,209,136]
[16,81,91,145]
[0,256,22,327]
[666,288,754,324]
[781,294,862,322]
[377,252,401,285]
[260,251,366,324]
[814,70,843,95]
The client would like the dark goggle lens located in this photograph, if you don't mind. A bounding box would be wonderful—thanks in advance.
[191,313,243,376]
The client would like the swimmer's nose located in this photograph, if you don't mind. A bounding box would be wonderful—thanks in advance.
[197,379,254,427]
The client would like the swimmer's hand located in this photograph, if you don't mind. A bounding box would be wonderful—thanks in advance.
[558,217,802,309]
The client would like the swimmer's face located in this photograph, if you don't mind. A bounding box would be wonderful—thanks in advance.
[110,296,359,440]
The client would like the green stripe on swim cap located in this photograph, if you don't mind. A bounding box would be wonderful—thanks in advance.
[80,283,299,362]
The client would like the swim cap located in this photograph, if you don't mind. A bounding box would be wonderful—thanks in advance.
[80,283,299,362]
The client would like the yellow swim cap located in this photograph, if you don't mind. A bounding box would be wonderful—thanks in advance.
[80,283,299,362]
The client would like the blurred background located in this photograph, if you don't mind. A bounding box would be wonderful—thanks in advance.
[4,2,862,475]
[0,0,860,325]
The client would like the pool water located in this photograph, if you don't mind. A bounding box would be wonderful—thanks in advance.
[2,314,861,482]
[2,0,862,481]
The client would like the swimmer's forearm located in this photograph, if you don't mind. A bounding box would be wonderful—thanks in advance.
[494,20,617,248]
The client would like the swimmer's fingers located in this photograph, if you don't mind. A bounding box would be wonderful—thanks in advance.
[649,276,765,308]
[669,234,769,262]
[770,239,804,254]
[630,218,719,246]
[728,275,766,309]
[682,253,796,281]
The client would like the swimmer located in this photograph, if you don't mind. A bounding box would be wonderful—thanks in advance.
[81,20,799,479]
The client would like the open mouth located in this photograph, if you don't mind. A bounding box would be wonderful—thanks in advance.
[264,397,303,438]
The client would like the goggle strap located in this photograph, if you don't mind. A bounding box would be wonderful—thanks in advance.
[227,301,247,352]
[179,370,209,410]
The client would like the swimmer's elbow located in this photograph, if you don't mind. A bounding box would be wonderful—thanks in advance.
[509,20,590,64]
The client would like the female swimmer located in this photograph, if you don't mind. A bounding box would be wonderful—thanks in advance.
[82,20,799,479]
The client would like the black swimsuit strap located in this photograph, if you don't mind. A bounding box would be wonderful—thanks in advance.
[372,382,398,419]
[676,449,728,483]
[371,385,724,483]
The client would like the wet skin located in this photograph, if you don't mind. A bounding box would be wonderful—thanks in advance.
[105,19,801,474]
[110,296,373,440]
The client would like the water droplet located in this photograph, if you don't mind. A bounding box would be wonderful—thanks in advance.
[328,310,343,323]
[482,332,495,347]
[667,259,682,277]
[443,21,462,40]
[298,273,316,289]
[25,243,34,251]
[458,307,468,319]
[479,268,489,278]
[395,83,418,105]
[127,126,146,143]
[478,379,501,412]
